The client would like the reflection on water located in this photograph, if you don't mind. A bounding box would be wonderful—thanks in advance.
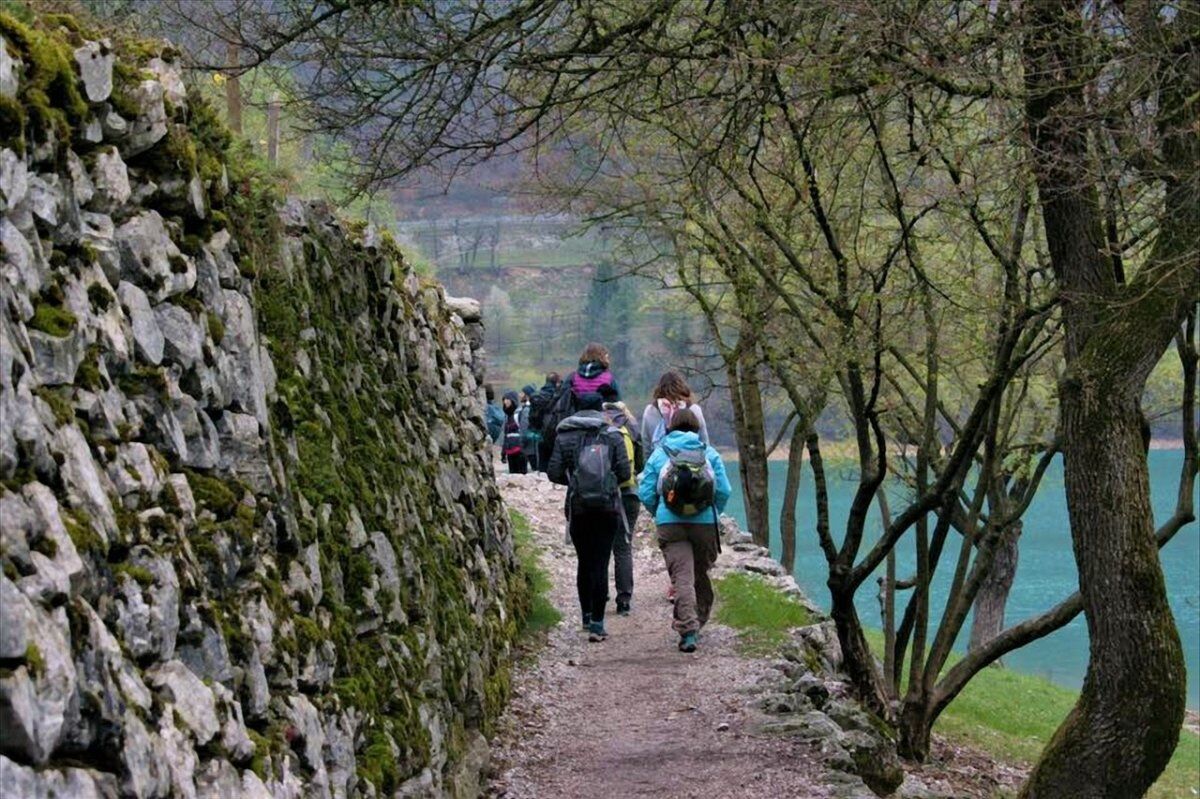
[722,450,1199,708]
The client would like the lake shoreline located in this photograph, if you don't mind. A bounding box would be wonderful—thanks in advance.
[717,437,1186,463]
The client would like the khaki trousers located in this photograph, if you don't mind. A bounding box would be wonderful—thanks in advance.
[657,523,719,635]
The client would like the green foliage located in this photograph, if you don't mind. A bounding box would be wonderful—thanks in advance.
[206,311,225,344]
[185,470,240,520]
[33,386,74,426]
[27,300,77,337]
[113,562,154,587]
[63,508,107,557]
[510,510,561,636]
[86,282,113,312]
[23,643,44,676]
[0,11,91,150]
[713,572,814,655]
[0,94,25,153]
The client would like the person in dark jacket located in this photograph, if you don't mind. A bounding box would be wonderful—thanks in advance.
[528,372,561,472]
[548,391,631,642]
[500,391,527,474]
[598,383,642,615]
[529,373,560,472]
[484,384,504,444]
[517,384,540,470]
[568,342,621,400]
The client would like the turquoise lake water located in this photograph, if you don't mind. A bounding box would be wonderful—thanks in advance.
[721,449,1199,708]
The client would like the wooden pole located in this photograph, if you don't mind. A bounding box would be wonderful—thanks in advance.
[225,42,243,134]
[266,92,281,165]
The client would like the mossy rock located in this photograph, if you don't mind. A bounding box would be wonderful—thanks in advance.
[27,300,77,337]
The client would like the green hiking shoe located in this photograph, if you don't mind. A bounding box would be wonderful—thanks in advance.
[678,632,698,653]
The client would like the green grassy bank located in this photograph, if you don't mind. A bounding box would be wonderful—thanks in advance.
[714,573,1199,798]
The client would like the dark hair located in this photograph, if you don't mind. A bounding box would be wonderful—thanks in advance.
[653,370,692,403]
[579,342,610,368]
[484,384,495,402]
[667,407,701,434]
[546,372,561,385]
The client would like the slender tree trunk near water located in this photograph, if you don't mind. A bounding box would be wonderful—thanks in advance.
[729,340,771,547]
[1019,3,1197,793]
[969,520,1020,655]
[778,420,806,575]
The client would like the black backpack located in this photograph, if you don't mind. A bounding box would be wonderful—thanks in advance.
[570,429,619,512]
[528,386,555,431]
[657,446,716,516]
[540,377,576,450]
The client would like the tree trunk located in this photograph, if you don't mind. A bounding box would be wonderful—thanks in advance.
[897,698,932,761]
[778,420,805,575]
[1019,3,1194,793]
[730,341,771,547]
[829,587,890,719]
[969,520,1020,655]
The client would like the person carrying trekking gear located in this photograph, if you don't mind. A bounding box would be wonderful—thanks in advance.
[529,372,561,472]
[641,370,710,457]
[547,391,631,643]
[541,344,622,460]
[638,407,731,653]
[484,383,504,444]
[598,383,642,615]
[501,391,528,474]
[517,384,540,471]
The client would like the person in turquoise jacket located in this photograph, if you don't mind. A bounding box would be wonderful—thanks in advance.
[638,408,731,652]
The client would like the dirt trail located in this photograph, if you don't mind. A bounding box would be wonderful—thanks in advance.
[487,473,832,799]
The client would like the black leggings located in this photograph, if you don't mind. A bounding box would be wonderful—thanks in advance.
[570,511,618,622]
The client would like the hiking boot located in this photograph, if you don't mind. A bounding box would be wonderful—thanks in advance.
[581,613,592,631]
[616,601,631,616]
[678,632,698,653]
[588,621,608,642]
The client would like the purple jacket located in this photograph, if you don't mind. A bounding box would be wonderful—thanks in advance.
[570,361,619,398]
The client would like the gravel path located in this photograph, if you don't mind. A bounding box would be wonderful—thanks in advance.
[487,472,832,799]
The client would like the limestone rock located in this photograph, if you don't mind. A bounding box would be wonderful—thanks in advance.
[118,281,164,365]
[155,303,204,369]
[0,603,76,764]
[147,661,220,745]
[54,425,117,542]
[116,211,193,301]
[74,40,114,102]
[90,148,131,211]
[124,80,168,155]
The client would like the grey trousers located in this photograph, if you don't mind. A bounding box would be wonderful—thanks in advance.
[612,493,640,605]
[657,523,719,634]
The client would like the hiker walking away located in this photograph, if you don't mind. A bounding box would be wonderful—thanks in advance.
[540,343,621,464]
[517,385,540,471]
[641,370,709,602]
[548,392,631,642]
[501,391,528,474]
[528,372,561,472]
[641,370,709,456]
[599,383,643,615]
[638,408,731,652]
[484,384,504,445]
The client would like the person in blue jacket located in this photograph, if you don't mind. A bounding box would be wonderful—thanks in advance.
[638,408,731,652]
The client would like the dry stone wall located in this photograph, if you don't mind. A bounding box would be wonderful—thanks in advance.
[1,13,525,798]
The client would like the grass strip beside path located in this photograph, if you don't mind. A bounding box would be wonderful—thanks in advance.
[511,510,562,637]
[714,572,814,655]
